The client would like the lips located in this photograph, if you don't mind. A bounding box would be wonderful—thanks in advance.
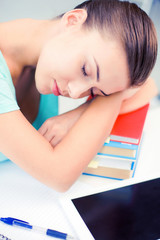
[52,80,61,96]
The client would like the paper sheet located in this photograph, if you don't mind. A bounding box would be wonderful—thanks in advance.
[0,161,74,240]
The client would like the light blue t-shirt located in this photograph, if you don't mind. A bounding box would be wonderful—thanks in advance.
[0,51,20,114]
[0,51,20,162]
[0,51,58,162]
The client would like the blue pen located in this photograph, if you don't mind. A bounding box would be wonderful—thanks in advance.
[0,217,74,240]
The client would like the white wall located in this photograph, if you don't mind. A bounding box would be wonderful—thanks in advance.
[0,0,82,21]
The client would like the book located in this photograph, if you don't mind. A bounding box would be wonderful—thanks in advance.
[84,152,138,180]
[83,104,149,180]
[83,138,143,180]
[88,155,136,170]
[108,104,149,144]
[84,165,136,180]
[88,155,135,171]
[98,141,138,159]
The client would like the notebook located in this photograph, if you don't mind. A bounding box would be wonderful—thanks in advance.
[0,234,12,240]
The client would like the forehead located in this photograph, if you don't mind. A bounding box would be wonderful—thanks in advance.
[97,40,129,93]
[77,28,130,93]
[88,31,130,92]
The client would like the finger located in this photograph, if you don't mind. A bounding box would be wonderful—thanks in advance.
[38,125,48,136]
[50,136,61,148]
[42,129,56,143]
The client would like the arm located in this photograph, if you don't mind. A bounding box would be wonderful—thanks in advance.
[0,92,123,192]
[38,100,90,147]
[120,77,158,114]
[39,77,158,147]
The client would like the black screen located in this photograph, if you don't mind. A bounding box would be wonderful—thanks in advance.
[72,178,160,240]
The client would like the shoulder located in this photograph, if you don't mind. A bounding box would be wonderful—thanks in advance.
[0,51,20,114]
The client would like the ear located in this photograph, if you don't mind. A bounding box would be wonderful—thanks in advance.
[61,9,87,28]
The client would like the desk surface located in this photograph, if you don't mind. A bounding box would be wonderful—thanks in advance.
[0,106,160,240]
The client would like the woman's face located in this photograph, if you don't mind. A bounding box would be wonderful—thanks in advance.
[35,27,129,99]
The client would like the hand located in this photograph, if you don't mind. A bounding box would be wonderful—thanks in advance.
[38,102,89,147]
[38,112,76,147]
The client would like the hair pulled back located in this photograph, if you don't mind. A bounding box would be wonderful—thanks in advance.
[74,0,158,86]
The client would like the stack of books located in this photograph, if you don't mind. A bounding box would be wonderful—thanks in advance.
[84,104,149,180]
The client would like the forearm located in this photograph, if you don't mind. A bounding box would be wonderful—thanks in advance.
[0,93,123,192]
[54,93,123,190]
[64,98,92,121]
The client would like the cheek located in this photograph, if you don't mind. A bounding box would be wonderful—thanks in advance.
[35,57,53,94]
[37,40,81,92]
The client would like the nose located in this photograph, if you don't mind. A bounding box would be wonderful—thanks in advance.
[67,79,93,99]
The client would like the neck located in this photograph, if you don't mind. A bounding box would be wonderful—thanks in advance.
[0,18,60,81]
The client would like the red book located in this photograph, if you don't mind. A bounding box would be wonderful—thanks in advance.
[109,104,149,145]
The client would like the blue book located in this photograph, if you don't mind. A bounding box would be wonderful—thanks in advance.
[98,141,139,159]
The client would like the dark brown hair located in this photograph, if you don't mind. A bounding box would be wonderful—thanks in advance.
[74,0,158,86]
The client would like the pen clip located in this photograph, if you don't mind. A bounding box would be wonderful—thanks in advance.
[13,219,32,229]
[11,217,29,224]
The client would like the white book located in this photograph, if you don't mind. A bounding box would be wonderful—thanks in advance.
[88,155,135,170]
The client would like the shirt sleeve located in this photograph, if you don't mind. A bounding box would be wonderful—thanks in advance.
[0,78,20,114]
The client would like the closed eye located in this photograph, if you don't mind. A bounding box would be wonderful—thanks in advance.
[90,88,110,97]
[100,90,110,96]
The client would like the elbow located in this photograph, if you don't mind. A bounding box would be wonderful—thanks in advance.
[49,172,78,193]
[42,154,82,192]
[52,180,74,193]
[56,184,72,193]
[56,168,83,192]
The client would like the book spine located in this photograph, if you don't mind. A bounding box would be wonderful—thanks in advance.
[97,152,137,160]
[103,141,138,150]
[84,166,133,180]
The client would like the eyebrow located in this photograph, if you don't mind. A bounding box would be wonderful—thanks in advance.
[94,58,110,97]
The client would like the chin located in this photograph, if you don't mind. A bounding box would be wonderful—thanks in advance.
[41,89,51,95]
[36,84,48,95]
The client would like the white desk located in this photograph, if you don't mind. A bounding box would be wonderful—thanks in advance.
[0,106,160,240]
